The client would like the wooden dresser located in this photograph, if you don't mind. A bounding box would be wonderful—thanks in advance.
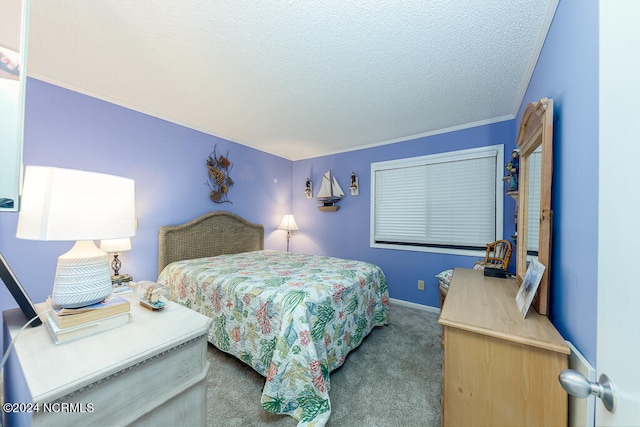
[438,268,569,426]
[2,293,212,426]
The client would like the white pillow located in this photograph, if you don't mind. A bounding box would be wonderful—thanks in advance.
[435,269,453,286]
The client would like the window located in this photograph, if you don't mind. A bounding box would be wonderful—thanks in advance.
[370,145,504,256]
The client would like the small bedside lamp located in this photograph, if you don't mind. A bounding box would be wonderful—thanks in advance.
[16,166,135,308]
[100,237,133,284]
[277,214,298,252]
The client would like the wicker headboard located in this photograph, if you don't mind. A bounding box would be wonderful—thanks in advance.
[157,211,264,275]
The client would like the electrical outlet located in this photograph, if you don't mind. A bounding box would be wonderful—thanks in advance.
[418,280,424,290]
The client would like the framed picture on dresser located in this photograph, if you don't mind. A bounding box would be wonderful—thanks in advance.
[515,259,545,319]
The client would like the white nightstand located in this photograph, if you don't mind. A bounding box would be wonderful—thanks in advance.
[2,293,212,426]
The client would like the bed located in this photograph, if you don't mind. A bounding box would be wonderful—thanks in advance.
[156,211,389,426]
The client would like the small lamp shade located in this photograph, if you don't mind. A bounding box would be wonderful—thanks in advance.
[100,238,132,253]
[277,214,299,231]
[100,238,132,280]
[17,166,136,308]
[278,214,298,252]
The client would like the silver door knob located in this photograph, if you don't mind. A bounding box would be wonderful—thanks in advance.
[558,369,616,413]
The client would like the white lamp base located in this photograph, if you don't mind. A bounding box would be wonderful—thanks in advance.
[51,240,113,308]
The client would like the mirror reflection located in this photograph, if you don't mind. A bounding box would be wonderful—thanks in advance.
[526,146,542,258]
[0,0,28,211]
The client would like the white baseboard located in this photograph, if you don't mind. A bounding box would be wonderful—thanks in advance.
[389,297,440,315]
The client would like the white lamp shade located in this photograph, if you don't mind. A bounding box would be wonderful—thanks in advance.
[16,166,136,308]
[278,214,299,231]
[100,237,132,253]
[17,166,136,241]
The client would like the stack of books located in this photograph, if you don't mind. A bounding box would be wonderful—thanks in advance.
[43,295,131,344]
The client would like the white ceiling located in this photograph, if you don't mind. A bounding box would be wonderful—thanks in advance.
[25,0,558,160]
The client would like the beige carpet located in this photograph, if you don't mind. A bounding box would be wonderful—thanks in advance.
[205,303,443,426]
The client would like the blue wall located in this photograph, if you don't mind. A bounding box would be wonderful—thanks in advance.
[0,79,293,328]
[516,0,598,365]
[0,79,516,320]
[292,121,516,306]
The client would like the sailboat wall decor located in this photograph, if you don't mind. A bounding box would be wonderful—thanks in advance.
[316,170,344,212]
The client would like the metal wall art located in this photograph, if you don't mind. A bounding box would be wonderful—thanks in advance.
[304,177,312,198]
[206,145,234,204]
[350,171,359,196]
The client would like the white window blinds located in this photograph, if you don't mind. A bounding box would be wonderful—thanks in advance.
[372,145,503,253]
[374,165,428,244]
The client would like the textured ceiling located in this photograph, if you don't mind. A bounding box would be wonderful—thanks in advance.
[26,1,558,160]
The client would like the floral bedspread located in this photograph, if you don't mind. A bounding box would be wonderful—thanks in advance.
[157,250,389,426]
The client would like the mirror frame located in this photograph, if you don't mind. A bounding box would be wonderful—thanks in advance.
[0,0,29,212]
[515,97,554,315]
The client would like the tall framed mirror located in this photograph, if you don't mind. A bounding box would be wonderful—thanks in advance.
[515,97,554,315]
[0,0,30,211]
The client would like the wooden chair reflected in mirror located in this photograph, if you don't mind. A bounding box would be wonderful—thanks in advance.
[515,97,554,316]
[481,239,512,270]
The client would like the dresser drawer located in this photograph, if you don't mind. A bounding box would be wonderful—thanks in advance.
[32,335,208,427]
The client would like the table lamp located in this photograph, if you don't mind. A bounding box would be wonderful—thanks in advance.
[100,237,133,284]
[16,166,136,308]
[277,214,298,252]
